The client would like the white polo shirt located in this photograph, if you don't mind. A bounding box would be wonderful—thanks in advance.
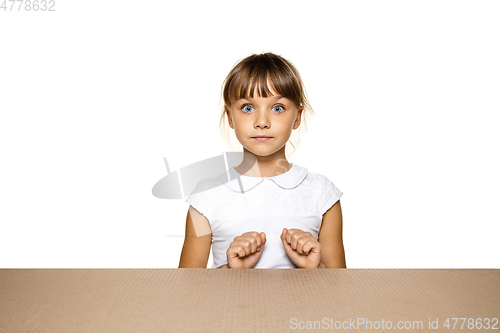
[185,163,343,269]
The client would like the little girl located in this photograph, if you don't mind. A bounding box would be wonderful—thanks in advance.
[178,52,345,269]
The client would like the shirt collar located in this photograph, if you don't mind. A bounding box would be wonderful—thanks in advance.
[218,163,308,193]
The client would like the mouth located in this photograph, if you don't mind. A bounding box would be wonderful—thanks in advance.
[252,136,272,142]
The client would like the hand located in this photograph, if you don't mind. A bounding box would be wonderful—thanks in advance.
[280,228,321,269]
[226,232,266,269]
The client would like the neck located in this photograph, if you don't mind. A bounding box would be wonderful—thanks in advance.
[235,146,291,177]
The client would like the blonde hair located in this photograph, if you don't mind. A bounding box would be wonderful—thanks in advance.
[219,52,316,156]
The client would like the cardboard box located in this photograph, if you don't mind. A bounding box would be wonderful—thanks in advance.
[1,269,499,332]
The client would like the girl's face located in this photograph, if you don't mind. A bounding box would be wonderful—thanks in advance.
[225,87,303,158]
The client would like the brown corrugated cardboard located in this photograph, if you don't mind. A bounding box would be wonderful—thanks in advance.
[0,269,499,332]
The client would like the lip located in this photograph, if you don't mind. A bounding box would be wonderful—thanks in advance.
[252,136,272,142]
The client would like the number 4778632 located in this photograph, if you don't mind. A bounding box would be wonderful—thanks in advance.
[1,0,56,11]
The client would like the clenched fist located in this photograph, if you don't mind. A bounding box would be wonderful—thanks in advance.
[226,231,266,269]
[280,228,321,269]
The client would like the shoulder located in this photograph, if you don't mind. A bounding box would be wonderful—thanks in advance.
[305,171,329,182]
[186,176,225,206]
[185,176,225,222]
[303,171,337,189]
[302,170,343,215]
[190,176,223,195]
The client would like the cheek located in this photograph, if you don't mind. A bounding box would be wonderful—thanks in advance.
[230,116,242,128]
[231,117,250,133]
[282,118,297,131]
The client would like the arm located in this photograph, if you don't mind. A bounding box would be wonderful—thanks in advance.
[280,201,345,269]
[178,206,212,268]
[317,200,346,268]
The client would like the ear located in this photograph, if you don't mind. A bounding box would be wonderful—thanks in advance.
[292,108,303,130]
[225,107,234,129]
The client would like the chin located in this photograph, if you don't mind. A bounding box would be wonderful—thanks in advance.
[246,146,283,157]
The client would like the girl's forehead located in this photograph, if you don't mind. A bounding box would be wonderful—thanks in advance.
[246,86,279,99]
[226,73,298,106]
[237,79,279,98]
[238,93,285,102]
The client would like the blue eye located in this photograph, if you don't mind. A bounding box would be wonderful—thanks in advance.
[242,104,254,113]
[273,105,285,113]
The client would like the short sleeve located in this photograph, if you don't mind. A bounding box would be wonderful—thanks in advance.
[320,177,343,215]
[185,180,212,222]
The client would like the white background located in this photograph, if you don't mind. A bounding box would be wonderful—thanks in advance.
[1,1,498,268]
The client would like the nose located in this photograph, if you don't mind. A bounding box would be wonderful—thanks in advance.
[254,109,270,129]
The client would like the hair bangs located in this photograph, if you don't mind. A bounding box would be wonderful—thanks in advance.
[226,69,275,105]
[222,53,307,109]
